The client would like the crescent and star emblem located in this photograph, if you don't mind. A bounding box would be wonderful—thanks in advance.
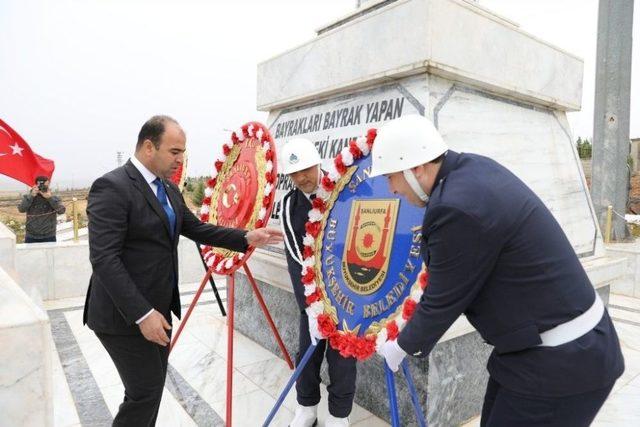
[0,125,24,157]
[222,183,240,208]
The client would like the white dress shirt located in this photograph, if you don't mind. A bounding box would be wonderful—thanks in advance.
[130,155,173,210]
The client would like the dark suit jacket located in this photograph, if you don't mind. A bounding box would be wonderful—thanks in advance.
[83,160,248,335]
[398,151,624,397]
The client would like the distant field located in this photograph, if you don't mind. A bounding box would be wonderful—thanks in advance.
[0,188,89,223]
[0,191,22,199]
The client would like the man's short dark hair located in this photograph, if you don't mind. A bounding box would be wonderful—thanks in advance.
[35,175,49,184]
[136,115,180,150]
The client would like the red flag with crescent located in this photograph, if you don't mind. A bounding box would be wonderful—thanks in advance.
[0,119,55,185]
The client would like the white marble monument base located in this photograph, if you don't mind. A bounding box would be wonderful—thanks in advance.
[14,235,206,301]
[0,222,16,277]
[0,266,53,427]
[607,242,640,298]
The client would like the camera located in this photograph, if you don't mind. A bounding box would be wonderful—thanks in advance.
[36,179,48,192]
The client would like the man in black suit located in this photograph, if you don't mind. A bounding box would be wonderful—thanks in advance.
[84,115,282,426]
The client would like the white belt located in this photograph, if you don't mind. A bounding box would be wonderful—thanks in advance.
[538,293,605,347]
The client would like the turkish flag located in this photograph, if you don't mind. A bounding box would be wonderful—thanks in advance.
[0,119,55,186]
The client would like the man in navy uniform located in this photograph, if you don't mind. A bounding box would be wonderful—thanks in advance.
[374,115,624,426]
[280,138,357,427]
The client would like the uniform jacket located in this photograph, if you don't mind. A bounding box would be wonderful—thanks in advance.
[397,151,624,396]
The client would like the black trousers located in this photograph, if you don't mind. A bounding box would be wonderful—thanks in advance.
[96,330,171,427]
[480,377,614,427]
[296,312,357,418]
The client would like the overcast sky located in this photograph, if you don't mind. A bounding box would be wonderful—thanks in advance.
[1,0,638,190]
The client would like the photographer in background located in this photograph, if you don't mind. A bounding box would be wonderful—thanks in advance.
[18,175,66,243]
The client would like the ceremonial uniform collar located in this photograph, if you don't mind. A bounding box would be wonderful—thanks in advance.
[431,150,460,194]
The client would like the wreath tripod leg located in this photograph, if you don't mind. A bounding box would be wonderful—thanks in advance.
[169,267,212,353]
[243,264,294,369]
[225,274,235,426]
[384,362,401,427]
[401,359,427,427]
[262,343,317,427]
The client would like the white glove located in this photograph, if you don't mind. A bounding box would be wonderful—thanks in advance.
[378,339,407,372]
[306,310,324,346]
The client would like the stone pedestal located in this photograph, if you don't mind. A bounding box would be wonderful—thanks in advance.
[0,222,16,278]
[14,235,205,301]
[0,266,53,426]
[237,0,627,424]
[606,242,640,298]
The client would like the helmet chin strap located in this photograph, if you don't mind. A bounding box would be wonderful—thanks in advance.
[403,169,429,203]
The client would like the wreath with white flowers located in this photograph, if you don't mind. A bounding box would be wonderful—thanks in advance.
[301,128,430,361]
[198,122,277,275]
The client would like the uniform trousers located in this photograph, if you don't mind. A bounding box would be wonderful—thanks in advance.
[480,376,614,427]
[296,311,357,418]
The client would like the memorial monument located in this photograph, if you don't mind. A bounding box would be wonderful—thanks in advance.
[234,1,626,424]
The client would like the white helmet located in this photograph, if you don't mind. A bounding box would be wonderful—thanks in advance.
[280,138,322,175]
[369,115,447,177]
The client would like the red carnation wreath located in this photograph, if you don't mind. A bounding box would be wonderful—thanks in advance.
[301,129,430,360]
[198,122,277,275]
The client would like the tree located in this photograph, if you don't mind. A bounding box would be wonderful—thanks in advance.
[576,137,592,159]
[185,178,194,192]
[582,138,592,159]
[191,180,205,206]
